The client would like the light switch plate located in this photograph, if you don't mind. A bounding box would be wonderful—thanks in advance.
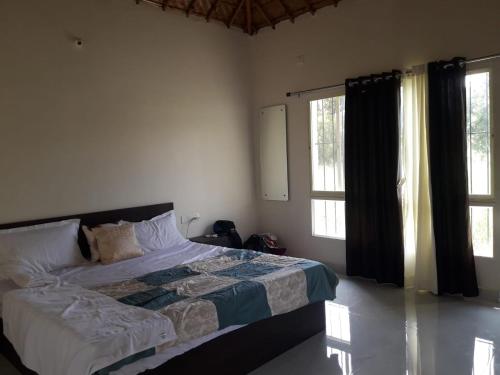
[181,213,201,224]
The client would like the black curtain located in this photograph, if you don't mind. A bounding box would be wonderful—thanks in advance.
[427,57,479,297]
[345,71,404,286]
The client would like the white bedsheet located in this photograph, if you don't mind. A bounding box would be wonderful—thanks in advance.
[2,241,244,375]
[53,241,244,374]
[52,241,226,287]
[3,282,176,375]
[0,279,17,317]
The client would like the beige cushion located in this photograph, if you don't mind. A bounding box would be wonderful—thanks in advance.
[94,224,144,265]
[82,224,118,262]
[82,225,99,262]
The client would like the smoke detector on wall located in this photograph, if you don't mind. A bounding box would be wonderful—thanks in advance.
[74,38,83,48]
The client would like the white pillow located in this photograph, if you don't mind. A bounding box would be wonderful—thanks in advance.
[120,210,187,253]
[0,219,84,287]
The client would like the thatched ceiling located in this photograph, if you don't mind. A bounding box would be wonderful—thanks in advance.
[135,0,342,35]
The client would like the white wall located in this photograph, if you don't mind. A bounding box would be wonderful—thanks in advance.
[0,0,257,238]
[250,0,500,292]
[2,0,499,293]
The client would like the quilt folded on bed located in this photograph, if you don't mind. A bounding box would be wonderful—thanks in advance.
[2,283,177,375]
[93,249,339,349]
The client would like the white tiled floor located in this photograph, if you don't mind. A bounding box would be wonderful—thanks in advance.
[251,277,500,375]
[1,277,499,374]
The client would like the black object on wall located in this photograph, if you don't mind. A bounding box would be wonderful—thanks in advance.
[344,71,404,287]
[427,57,479,297]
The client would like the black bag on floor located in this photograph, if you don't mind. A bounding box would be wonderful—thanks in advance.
[243,234,286,255]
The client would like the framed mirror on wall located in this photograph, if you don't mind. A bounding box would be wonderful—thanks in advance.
[259,104,289,201]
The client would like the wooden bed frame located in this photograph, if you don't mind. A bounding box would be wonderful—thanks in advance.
[0,203,327,374]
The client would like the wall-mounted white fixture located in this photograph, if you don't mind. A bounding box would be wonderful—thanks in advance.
[259,104,289,201]
[181,213,201,224]
[296,54,305,66]
[182,213,201,238]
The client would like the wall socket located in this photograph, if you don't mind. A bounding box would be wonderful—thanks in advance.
[181,213,201,224]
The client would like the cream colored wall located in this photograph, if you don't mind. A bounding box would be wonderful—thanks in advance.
[2,0,500,292]
[250,0,500,292]
[0,0,257,238]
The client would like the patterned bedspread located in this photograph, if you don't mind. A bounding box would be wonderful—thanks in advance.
[93,249,338,373]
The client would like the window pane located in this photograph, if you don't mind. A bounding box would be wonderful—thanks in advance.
[470,133,491,194]
[312,199,345,239]
[466,72,491,195]
[470,206,493,258]
[312,199,327,236]
[310,96,345,192]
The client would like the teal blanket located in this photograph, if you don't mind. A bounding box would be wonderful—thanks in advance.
[94,249,338,374]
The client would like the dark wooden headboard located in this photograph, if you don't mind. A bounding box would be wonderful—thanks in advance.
[0,202,174,260]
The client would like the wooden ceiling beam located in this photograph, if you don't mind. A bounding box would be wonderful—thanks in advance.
[134,0,342,32]
[302,0,315,14]
[254,0,275,29]
[245,0,252,34]
[186,0,197,16]
[205,0,220,21]
[227,0,245,28]
[277,0,294,23]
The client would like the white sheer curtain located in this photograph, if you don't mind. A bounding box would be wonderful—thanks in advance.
[402,67,440,375]
[401,66,438,293]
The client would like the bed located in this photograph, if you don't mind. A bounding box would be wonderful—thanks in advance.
[0,203,337,375]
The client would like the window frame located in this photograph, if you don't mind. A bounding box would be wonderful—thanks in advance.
[466,68,495,205]
[306,69,496,249]
[466,67,495,258]
[308,89,346,240]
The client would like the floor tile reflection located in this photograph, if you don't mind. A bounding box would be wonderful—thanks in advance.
[251,276,500,375]
[327,346,352,375]
[326,301,351,343]
[474,337,495,375]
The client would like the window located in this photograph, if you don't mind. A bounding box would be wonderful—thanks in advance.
[312,199,345,238]
[309,73,494,249]
[469,206,493,257]
[466,71,494,258]
[310,95,346,239]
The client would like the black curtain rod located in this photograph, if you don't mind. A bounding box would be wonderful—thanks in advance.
[286,52,500,97]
